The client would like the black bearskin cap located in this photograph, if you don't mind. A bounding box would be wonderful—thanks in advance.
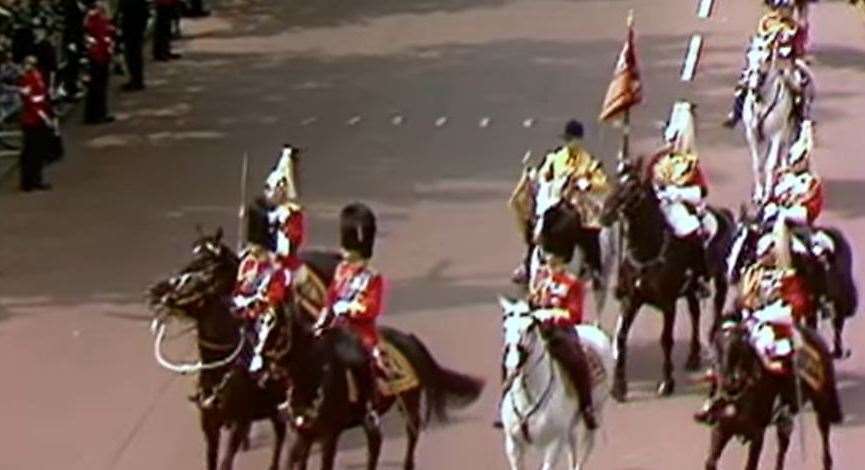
[340,202,377,259]
[539,205,580,262]
[246,197,276,250]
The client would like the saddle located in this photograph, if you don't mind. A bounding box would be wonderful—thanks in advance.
[344,339,420,401]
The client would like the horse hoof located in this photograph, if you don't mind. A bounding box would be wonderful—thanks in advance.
[833,348,852,360]
[611,381,628,402]
[684,355,702,372]
[657,380,675,397]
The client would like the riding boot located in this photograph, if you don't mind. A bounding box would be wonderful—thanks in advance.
[686,236,711,299]
[544,326,598,430]
[493,363,507,429]
[723,87,746,128]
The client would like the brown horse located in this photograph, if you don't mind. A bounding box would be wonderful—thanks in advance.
[705,318,842,470]
[599,160,734,401]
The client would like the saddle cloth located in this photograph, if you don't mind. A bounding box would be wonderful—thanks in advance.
[345,339,420,401]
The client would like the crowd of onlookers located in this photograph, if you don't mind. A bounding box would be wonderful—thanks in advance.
[1,0,210,191]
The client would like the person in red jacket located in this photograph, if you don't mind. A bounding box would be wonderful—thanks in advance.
[314,203,385,427]
[83,0,115,124]
[18,55,54,191]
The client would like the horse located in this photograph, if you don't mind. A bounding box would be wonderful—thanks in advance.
[147,228,288,470]
[704,318,842,470]
[741,33,811,202]
[497,297,612,470]
[726,207,857,358]
[278,294,485,470]
[598,159,734,402]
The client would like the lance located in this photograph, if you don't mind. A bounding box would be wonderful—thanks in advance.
[237,152,249,252]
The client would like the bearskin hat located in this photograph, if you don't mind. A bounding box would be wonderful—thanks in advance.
[246,197,276,250]
[539,205,580,262]
[340,202,377,259]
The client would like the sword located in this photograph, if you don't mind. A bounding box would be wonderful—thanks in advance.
[237,152,249,252]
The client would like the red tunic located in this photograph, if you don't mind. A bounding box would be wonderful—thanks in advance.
[646,149,709,196]
[18,69,51,129]
[528,266,585,327]
[780,273,813,324]
[84,9,115,64]
[234,251,291,319]
[273,206,305,261]
[326,261,384,349]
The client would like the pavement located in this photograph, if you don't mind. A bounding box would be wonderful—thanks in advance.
[1,0,865,469]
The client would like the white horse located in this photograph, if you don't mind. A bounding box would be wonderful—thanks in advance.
[498,297,613,470]
[741,34,808,202]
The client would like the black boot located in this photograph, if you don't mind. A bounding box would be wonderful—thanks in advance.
[723,89,746,128]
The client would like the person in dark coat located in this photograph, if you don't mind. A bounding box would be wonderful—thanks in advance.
[117,0,148,91]
[32,26,56,91]
[83,0,115,124]
[18,55,54,191]
[59,0,86,100]
[153,0,180,61]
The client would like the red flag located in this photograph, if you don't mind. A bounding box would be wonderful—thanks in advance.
[599,18,642,122]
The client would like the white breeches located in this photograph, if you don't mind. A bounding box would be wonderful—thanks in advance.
[659,201,704,238]
[752,323,793,358]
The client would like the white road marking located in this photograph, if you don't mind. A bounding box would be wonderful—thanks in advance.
[347,115,362,126]
[479,117,491,128]
[391,115,404,126]
[523,118,535,128]
[681,34,703,82]
[697,0,714,18]
[300,117,318,126]
[435,116,448,127]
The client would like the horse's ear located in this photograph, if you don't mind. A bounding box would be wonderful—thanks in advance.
[497,295,513,312]
[215,227,223,242]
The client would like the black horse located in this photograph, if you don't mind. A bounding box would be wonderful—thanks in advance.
[705,319,842,470]
[727,206,857,358]
[275,278,485,470]
[148,228,290,470]
[599,160,734,401]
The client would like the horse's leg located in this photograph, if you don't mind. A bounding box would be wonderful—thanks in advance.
[819,416,834,470]
[612,300,640,402]
[711,277,729,342]
[288,434,311,470]
[705,427,732,470]
[218,421,251,470]
[685,293,703,371]
[319,431,342,470]
[832,315,849,359]
[575,426,596,470]
[775,413,793,470]
[363,419,383,470]
[763,136,784,200]
[658,304,676,396]
[201,411,220,470]
[504,434,525,470]
[745,123,764,201]
[540,437,564,470]
[268,416,287,470]
[744,430,766,470]
[401,391,422,470]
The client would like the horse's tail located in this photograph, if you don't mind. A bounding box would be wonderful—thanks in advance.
[825,227,858,318]
[799,327,844,424]
[708,206,735,270]
[380,327,484,423]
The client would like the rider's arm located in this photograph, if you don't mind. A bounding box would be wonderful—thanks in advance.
[347,274,383,321]
[564,280,585,324]
[586,161,609,194]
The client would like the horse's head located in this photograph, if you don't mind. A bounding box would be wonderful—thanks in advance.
[745,35,774,92]
[727,204,763,282]
[599,158,648,226]
[713,317,756,397]
[663,100,698,155]
[498,296,541,374]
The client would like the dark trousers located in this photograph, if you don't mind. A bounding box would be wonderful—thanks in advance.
[542,325,594,412]
[84,61,110,122]
[20,125,51,189]
[153,6,174,59]
[123,32,145,86]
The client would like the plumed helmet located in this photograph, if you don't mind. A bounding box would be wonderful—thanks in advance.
[561,119,584,140]
[246,197,276,250]
[539,205,580,263]
[340,203,377,259]
[264,145,299,202]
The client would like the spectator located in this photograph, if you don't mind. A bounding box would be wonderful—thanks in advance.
[58,0,86,101]
[32,24,55,91]
[83,0,114,124]
[18,54,53,191]
[117,0,147,91]
[153,0,180,61]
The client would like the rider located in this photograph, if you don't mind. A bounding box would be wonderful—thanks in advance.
[723,2,809,128]
[528,207,599,429]
[533,119,609,283]
[314,202,385,428]
[647,126,712,297]
[265,144,307,285]
[695,218,810,424]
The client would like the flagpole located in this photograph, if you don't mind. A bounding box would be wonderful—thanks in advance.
[620,10,635,163]
[237,152,249,252]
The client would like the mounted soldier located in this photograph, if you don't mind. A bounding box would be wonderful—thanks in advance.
[233,145,306,373]
[695,218,810,424]
[509,119,609,285]
[647,101,714,296]
[495,205,598,430]
[314,202,386,428]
